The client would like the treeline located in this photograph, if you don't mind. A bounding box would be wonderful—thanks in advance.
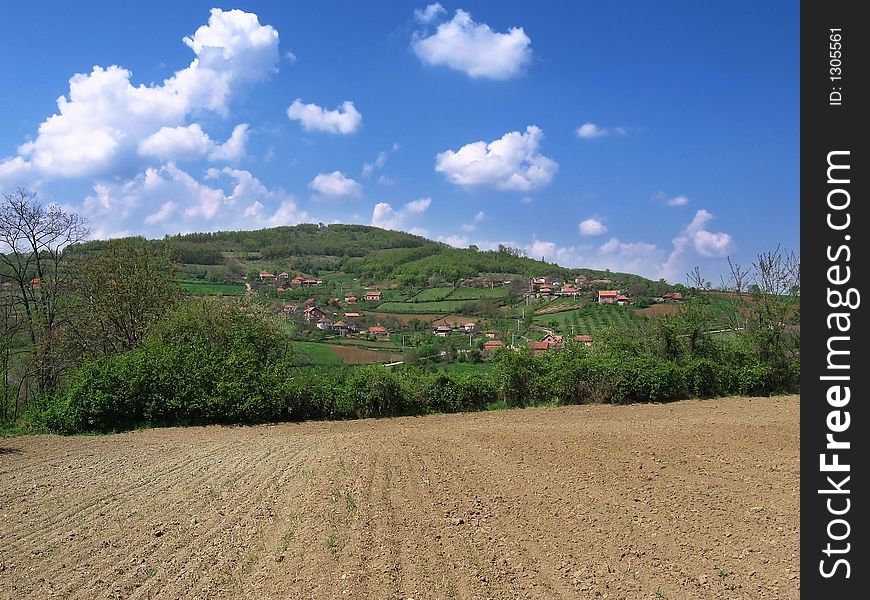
[33,328,796,434]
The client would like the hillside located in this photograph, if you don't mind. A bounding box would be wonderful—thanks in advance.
[71,224,669,295]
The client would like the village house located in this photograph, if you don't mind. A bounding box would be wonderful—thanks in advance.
[527,341,552,356]
[573,334,594,346]
[364,291,382,301]
[282,303,298,314]
[333,320,351,336]
[367,325,389,339]
[290,276,304,286]
[559,284,580,297]
[540,333,563,348]
[598,290,619,304]
[344,312,361,319]
[433,325,452,337]
[662,291,684,302]
[302,279,320,286]
[482,340,503,356]
[462,322,476,333]
[616,294,631,306]
[344,294,358,304]
[259,271,276,281]
[483,329,501,339]
[316,318,332,331]
[303,306,325,322]
[574,275,588,284]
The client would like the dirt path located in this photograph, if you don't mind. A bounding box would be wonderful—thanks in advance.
[0,395,799,599]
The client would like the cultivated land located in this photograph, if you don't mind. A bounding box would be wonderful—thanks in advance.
[0,396,799,600]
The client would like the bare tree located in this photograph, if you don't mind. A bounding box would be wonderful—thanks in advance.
[0,188,89,396]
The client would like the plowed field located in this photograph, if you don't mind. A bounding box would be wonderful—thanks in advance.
[0,395,799,599]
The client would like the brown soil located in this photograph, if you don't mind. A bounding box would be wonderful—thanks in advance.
[326,344,405,364]
[0,395,799,599]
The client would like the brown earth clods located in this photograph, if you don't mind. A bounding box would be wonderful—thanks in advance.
[0,395,799,600]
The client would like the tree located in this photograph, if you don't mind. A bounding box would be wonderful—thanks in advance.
[0,188,89,396]
[66,237,180,361]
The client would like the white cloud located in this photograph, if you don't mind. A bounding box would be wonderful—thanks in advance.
[438,235,470,248]
[436,125,557,191]
[579,218,607,236]
[414,3,446,24]
[78,163,307,238]
[412,9,532,80]
[362,151,387,177]
[0,9,278,182]
[659,209,734,281]
[308,171,362,198]
[371,198,431,232]
[654,191,690,207]
[285,50,297,62]
[286,99,362,134]
[576,122,608,139]
[592,237,664,277]
[460,210,486,232]
[520,195,534,204]
[137,123,248,162]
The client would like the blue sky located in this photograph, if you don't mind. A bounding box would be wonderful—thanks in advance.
[0,1,798,284]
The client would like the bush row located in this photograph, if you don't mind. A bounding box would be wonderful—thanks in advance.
[36,345,797,434]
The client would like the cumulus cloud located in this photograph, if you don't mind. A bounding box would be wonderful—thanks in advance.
[286,99,362,134]
[371,198,431,232]
[412,9,532,79]
[659,209,734,281]
[579,218,607,236]
[460,210,486,232]
[308,171,362,198]
[576,123,608,139]
[78,163,307,238]
[438,235,470,248]
[592,237,664,278]
[0,9,278,182]
[414,3,446,24]
[362,143,399,177]
[436,125,557,191]
[138,123,248,162]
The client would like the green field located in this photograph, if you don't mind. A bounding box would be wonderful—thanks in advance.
[290,341,342,365]
[375,300,473,314]
[408,287,455,302]
[533,304,642,335]
[180,282,246,296]
[446,287,510,301]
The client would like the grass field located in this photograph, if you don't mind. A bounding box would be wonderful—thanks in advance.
[180,281,246,296]
[408,287,454,302]
[375,300,473,314]
[290,341,342,365]
[446,287,510,301]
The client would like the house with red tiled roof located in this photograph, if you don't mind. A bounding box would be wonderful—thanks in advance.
[290,276,304,286]
[344,294,358,304]
[663,292,684,302]
[598,290,619,304]
[616,294,631,306]
[482,340,503,355]
[367,325,389,339]
[303,306,325,322]
[541,334,563,348]
[364,291,382,301]
[527,341,552,356]
[344,312,361,319]
[433,325,452,337]
[573,334,594,346]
